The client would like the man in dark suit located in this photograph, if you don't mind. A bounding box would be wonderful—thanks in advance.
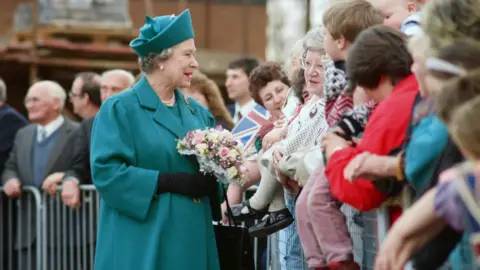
[1,80,78,270]
[0,78,28,270]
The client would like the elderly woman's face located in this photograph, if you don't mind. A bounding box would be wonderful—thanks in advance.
[259,80,288,118]
[303,49,326,97]
[163,39,199,88]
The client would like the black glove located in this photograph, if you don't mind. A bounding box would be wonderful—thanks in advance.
[156,172,218,198]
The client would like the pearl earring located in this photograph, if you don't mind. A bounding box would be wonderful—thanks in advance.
[160,65,164,70]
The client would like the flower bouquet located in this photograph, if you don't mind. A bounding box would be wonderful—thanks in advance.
[177,127,246,185]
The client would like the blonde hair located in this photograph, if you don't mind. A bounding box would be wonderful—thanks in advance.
[423,0,480,53]
[449,95,480,159]
[323,0,382,43]
[190,71,234,130]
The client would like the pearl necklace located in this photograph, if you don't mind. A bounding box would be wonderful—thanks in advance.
[161,94,176,106]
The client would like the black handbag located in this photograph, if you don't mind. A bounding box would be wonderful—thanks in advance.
[214,187,254,270]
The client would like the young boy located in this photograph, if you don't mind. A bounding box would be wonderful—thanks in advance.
[322,0,383,130]
[368,0,424,36]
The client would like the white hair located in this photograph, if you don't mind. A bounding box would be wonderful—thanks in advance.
[101,69,136,86]
[138,48,174,74]
[284,38,306,79]
[30,80,67,109]
[303,27,325,53]
[0,78,6,102]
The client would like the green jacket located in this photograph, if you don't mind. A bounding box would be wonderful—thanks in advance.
[90,76,221,270]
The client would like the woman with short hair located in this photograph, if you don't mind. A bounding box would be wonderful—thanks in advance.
[90,10,221,270]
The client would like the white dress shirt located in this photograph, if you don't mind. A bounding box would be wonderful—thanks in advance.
[37,115,64,142]
[232,99,257,124]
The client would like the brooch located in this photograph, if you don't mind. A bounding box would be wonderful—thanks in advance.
[184,96,195,115]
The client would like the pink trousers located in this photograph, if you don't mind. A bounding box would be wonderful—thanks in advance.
[295,162,353,268]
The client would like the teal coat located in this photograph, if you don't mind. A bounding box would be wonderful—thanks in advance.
[90,77,221,270]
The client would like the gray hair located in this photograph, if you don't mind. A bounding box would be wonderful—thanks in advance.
[303,27,325,54]
[30,80,67,109]
[138,48,174,74]
[284,38,306,79]
[0,78,6,102]
[101,69,136,86]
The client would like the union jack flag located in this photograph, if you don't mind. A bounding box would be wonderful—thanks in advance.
[232,104,271,150]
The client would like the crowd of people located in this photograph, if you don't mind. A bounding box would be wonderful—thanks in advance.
[1,0,480,269]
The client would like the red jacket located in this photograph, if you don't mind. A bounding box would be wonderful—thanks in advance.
[325,74,419,211]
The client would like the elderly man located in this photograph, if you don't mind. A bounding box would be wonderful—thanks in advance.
[100,69,135,101]
[34,69,133,270]
[1,80,78,269]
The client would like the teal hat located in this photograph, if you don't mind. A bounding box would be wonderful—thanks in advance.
[130,9,195,57]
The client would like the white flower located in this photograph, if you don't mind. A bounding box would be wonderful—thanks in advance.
[196,143,208,154]
[227,166,238,179]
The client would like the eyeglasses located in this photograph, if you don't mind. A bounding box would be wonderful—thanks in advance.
[69,92,83,99]
[24,97,42,105]
[299,56,330,73]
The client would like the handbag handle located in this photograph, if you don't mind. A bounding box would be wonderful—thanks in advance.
[221,185,238,227]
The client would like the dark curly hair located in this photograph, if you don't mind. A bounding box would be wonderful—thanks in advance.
[248,62,290,106]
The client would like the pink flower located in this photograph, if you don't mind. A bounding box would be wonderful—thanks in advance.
[192,130,205,144]
[219,147,230,160]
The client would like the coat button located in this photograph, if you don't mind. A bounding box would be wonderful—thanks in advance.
[193,198,201,204]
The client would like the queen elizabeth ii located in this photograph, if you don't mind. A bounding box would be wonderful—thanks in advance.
[90,9,221,270]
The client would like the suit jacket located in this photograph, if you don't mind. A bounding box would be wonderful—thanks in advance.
[62,117,97,247]
[90,77,221,270]
[64,117,95,185]
[0,104,28,175]
[1,118,78,248]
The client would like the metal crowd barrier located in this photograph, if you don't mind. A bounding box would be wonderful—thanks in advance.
[0,185,98,270]
[264,204,390,270]
[1,185,263,270]
[41,185,99,270]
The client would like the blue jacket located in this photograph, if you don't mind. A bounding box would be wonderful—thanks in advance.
[405,114,448,192]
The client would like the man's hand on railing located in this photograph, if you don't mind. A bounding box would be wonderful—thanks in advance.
[42,172,65,196]
[3,178,22,198]
[62,180,81,208]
